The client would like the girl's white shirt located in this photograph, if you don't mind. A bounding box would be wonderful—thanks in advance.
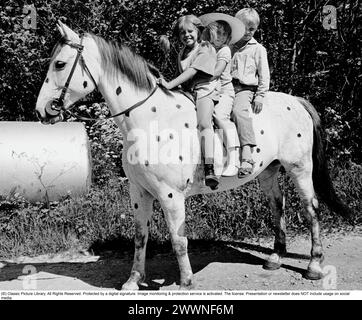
[178,42,218,100]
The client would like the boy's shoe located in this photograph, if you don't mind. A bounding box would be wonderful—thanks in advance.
[204,164,219,190]
[237,159,255,178]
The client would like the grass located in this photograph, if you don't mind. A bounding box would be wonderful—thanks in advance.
[0,161,361,259]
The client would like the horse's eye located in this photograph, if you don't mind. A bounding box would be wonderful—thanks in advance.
[54,61,66,70]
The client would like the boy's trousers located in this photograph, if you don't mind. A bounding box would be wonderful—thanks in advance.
[231,90,257,147]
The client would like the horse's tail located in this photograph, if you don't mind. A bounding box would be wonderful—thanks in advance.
[297,97,354,223]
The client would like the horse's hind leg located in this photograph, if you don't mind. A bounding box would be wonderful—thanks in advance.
[286,163,324,280]
[159,190,193,289]
[122,183,154,290]
[258,161,287,270]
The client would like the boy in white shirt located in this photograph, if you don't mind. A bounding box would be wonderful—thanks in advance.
[231,8,270,177]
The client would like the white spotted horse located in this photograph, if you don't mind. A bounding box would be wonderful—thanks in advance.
[36,22,353,290]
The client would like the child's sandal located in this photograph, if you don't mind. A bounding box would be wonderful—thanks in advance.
[238,159,255,178]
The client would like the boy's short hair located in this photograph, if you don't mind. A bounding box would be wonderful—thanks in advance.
[235,8,260,26]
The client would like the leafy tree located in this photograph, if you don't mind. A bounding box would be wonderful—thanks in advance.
[0,0,360,163]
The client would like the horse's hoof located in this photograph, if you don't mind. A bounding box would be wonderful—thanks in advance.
[179,283,195,290]
[179,279,195,290]
[263,253,282,270]
[263,260,282,270]
[304,270,324,280]
[121,281,139,291]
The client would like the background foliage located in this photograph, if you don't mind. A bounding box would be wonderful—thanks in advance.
[0,0,361,257]
[1,0,360,162]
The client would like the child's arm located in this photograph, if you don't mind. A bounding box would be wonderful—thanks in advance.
[212,46,230,80]
[159,43,216,90]
[158,67,197,90]
[213,60,227,79]
[253,45,270,113]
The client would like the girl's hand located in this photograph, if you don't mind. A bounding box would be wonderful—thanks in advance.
[157,68,196,90]
[157,78,170,89]
[252,101,263,114]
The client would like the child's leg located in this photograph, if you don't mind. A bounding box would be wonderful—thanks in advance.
[196,96,215,164]
[232,90,256,147]
[214,93,240,149]
[214,93,240,176]
[196,95,219,189]
[231,90,257,175]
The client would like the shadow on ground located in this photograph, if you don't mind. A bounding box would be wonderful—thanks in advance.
[0,238,310,290]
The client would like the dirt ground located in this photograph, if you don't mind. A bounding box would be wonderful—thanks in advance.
[0,227,361,292]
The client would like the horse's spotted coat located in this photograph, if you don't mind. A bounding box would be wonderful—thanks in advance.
[36,25,337,290]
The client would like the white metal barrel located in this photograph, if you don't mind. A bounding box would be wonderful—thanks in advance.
[0,121,92,202]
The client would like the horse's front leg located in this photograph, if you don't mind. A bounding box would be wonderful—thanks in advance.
[159,190,194,289]
[122,183,154,290]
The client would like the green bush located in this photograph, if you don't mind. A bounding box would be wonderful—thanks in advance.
[0,0,360,162]
[1,161,360,258]
[82,103,125,184]
[0,177,133,257]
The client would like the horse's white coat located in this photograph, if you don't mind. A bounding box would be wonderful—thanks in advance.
[36,23,328,289]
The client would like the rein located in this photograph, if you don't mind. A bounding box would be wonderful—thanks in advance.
[46,36,159,124]
[65,84,159,122]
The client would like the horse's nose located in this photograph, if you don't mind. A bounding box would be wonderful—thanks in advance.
[45,99,62,117]
[35,110,43,121]
[35,109,52,124]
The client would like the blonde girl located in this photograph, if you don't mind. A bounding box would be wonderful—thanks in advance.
[159,15,219,190]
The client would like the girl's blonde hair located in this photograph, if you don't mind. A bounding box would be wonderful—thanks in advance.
[202,20,232,46]
[235,8,260,26]
[173,15,204,40]
[160,15,205,54]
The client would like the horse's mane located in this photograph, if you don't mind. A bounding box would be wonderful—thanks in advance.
[50,32,170,94]
[88,33,158,91]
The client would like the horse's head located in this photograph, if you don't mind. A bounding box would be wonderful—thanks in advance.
[36,21,101,124]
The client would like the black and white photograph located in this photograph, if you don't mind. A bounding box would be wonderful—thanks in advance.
[0,0,361,303]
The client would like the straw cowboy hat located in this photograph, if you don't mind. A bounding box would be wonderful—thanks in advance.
[198,12,245,45]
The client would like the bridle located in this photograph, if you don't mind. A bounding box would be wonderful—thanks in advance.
[44,35,159,124]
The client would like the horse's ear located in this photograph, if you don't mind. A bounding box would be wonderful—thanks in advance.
[56,20,79,42]
[56,20,66,38]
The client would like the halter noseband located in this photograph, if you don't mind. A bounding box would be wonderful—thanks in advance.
[45,35,97,123]
[45,35,159,124]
